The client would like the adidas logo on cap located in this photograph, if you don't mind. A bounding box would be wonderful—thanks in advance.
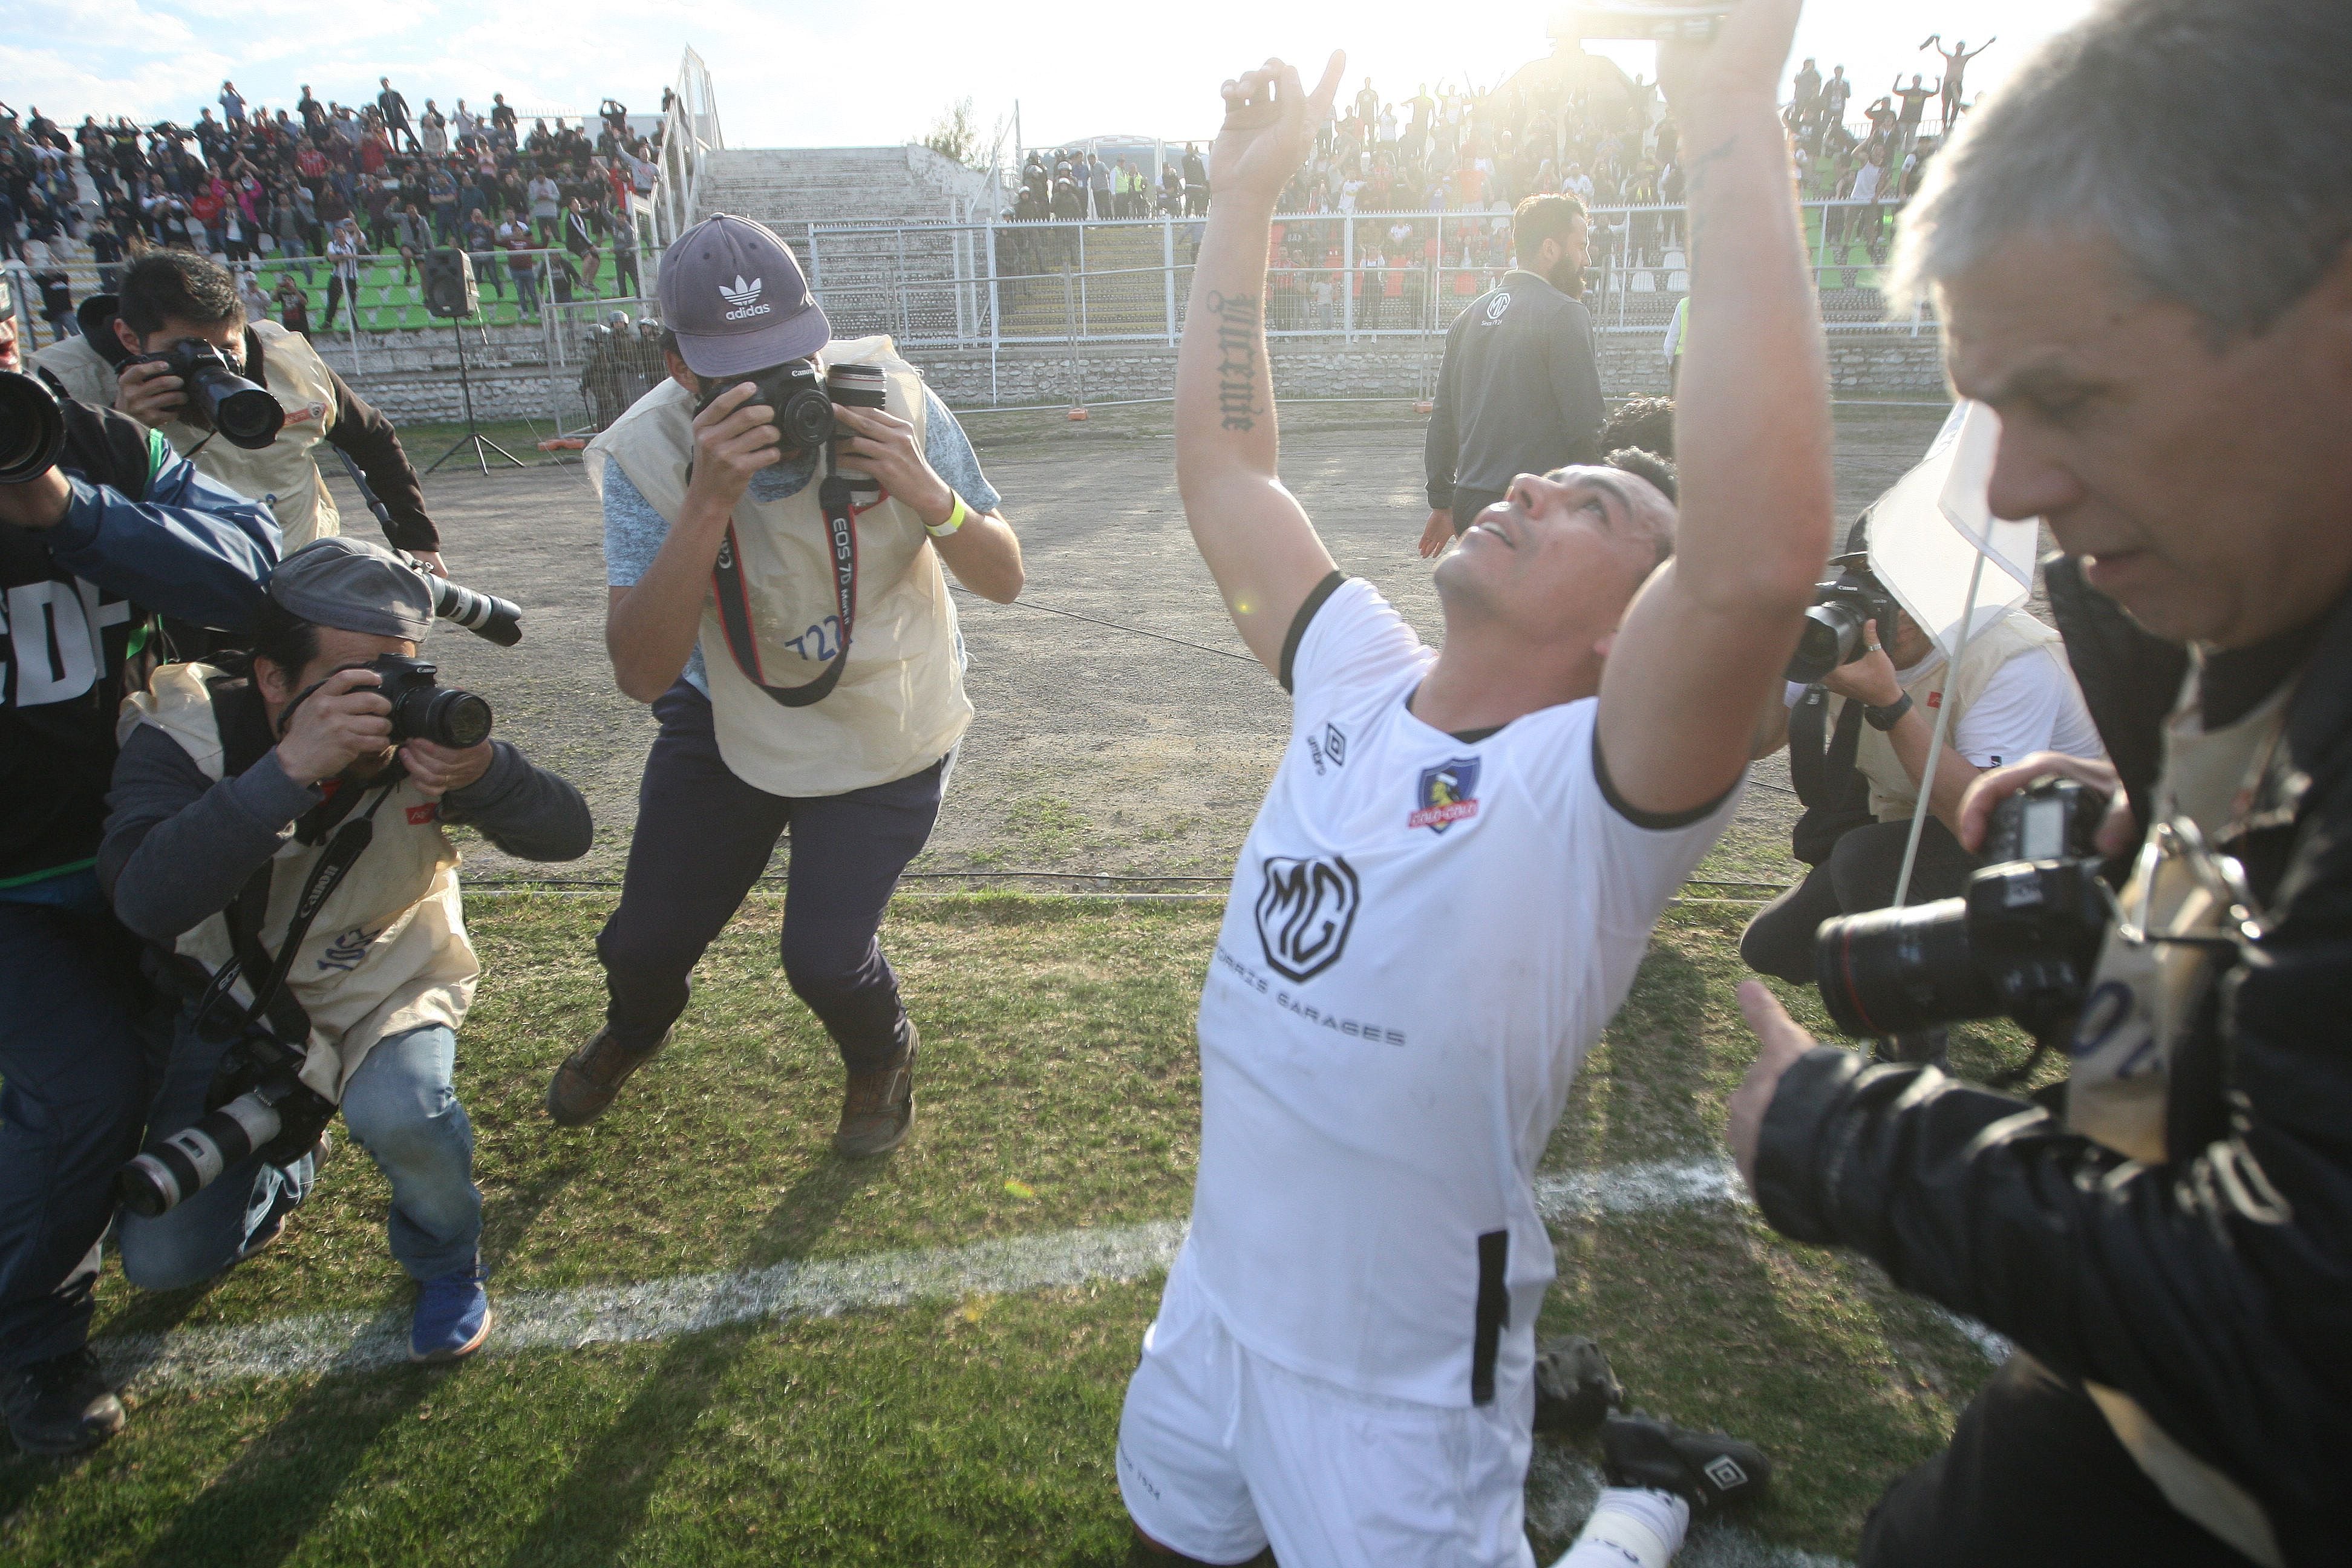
[720,274,770,321]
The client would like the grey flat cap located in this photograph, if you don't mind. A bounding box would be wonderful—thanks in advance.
[268,537,434,642]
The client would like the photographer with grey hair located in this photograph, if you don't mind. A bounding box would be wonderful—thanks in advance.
[1726,2,2352,1563]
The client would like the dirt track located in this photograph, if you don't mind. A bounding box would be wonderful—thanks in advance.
[343,403,1953,886]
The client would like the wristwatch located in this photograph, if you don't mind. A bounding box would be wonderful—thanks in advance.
[1863,693,1915,731]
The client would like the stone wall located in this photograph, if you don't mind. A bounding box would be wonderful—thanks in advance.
[336,325,1950,424]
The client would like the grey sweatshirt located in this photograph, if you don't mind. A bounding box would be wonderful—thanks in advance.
[101,729,592,944]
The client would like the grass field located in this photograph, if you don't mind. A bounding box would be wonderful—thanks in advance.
[0,893,2035,1567]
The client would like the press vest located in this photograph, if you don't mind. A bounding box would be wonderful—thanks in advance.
[587,336,973,798]
[2046,665,2296,1568]
[120,664,479,1103]
[1826,609,2066,822]
[36,322,343,549]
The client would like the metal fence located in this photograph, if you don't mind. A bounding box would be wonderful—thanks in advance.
[737,201,1929,359]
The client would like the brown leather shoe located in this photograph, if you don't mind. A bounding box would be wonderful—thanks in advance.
[833,1024,917,1158]
[546,1025,670,1126]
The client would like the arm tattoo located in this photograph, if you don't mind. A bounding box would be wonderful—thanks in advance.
[1205,289,1262,433]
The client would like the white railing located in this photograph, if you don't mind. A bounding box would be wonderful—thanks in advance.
[649,48,723,253]
[730,203,1930,360]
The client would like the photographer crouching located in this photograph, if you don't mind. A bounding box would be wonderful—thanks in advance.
[1,277,279,1455]
[554,215,1022,1155]
[1743,544,2104,1061]
[1728,2,2352,1562]
[99,540,591,1361]
[34,251,450,569]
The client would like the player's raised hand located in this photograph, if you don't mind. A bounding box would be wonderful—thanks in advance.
[1661,0,1804,125]
[1209,52,1345,207]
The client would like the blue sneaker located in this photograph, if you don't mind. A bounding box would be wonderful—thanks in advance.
[410,1259,494,1364]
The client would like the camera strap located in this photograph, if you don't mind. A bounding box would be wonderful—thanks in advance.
[191,688,408,1047]
[1788,685,1864,809]
[709,462,880,708]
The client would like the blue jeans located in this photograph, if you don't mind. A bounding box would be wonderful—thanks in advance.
[0,897,169,1371]
[119,1022,480,1290]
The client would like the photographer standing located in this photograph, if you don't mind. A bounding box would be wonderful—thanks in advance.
[33,252,448,567]
[1418,194,1604,559]
[0,279,279,1455]
[1742,575,2103,1060]
[554,215,1022,1156]
[100,539,592,1361]
[1730,3,2352,1563]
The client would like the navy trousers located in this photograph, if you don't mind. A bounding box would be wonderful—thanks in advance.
[595,682,946,1077]
[0,898,169,1371]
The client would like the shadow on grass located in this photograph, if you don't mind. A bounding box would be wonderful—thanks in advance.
[123,1363,439,1568]
[493,1155,885,1568]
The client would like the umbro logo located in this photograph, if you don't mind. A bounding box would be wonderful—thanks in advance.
[719,274,772,321]
[1702,1455,1748,1491]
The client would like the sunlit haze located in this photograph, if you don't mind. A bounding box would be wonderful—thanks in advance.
[11,0,2097,158]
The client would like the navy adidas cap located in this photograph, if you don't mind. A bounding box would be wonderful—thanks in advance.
[656,214,831,377]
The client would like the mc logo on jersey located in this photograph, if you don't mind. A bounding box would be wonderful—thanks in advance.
[1408,757,1481,833]
[1254,854,1361,982]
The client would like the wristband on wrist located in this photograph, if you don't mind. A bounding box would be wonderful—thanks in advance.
[927,493,970,539]
[1864,692,1915,731]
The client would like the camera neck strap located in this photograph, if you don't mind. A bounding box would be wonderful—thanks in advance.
[709,452,884,709]
[191,680,410,1044]
[1788,684,1864,809]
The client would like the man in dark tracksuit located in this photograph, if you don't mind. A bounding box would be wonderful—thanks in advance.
[1420,194,1606,560]
[0,284,279,1454]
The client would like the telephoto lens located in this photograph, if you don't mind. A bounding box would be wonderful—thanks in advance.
[119,1091,284,1217]
[428,575,524,646]
[366,654,495,749]
[1814,858,2112,1040]
[0,370,67,484]
[166,340,284,450]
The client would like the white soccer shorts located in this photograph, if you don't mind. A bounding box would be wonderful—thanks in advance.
[1116,1250,1538,1568]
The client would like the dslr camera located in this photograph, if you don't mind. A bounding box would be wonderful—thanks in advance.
[364,654,494,749]
[1813,778,2114,1043]
[696,359,887,458]
[1785,552,1901,685]
[124,338,286,451]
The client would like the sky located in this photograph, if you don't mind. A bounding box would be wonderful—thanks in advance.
[6,0,2099,162]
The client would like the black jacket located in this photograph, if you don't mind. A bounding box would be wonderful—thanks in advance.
[1423,270,1604,509]
[1754,572,2352,1566]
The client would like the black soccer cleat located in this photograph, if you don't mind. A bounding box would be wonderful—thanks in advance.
[1533,1335,1625,1436]
[1600,1410,1772,1512]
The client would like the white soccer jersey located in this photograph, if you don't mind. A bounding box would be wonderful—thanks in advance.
[1184,578,1740,1408]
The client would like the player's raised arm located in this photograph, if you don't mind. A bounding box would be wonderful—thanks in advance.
[1596,0,1835,817]
[1175,53,1347,674]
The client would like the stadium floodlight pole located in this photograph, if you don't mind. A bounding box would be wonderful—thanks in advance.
[1891,542,1987,909]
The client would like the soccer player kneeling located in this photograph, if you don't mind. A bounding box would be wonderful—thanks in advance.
[1120,13,1831,1566]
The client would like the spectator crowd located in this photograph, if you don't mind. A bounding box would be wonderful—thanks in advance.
[0,79,661,342]
[998,42,1968,293]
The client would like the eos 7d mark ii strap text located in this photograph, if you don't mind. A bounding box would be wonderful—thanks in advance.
[710,466,879,708]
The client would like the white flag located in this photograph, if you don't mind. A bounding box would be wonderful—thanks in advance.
[1867,401,2042,660]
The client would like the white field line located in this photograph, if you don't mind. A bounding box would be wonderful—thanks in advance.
[94,1154,2006,1396]
[97,1157,1737,1393]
